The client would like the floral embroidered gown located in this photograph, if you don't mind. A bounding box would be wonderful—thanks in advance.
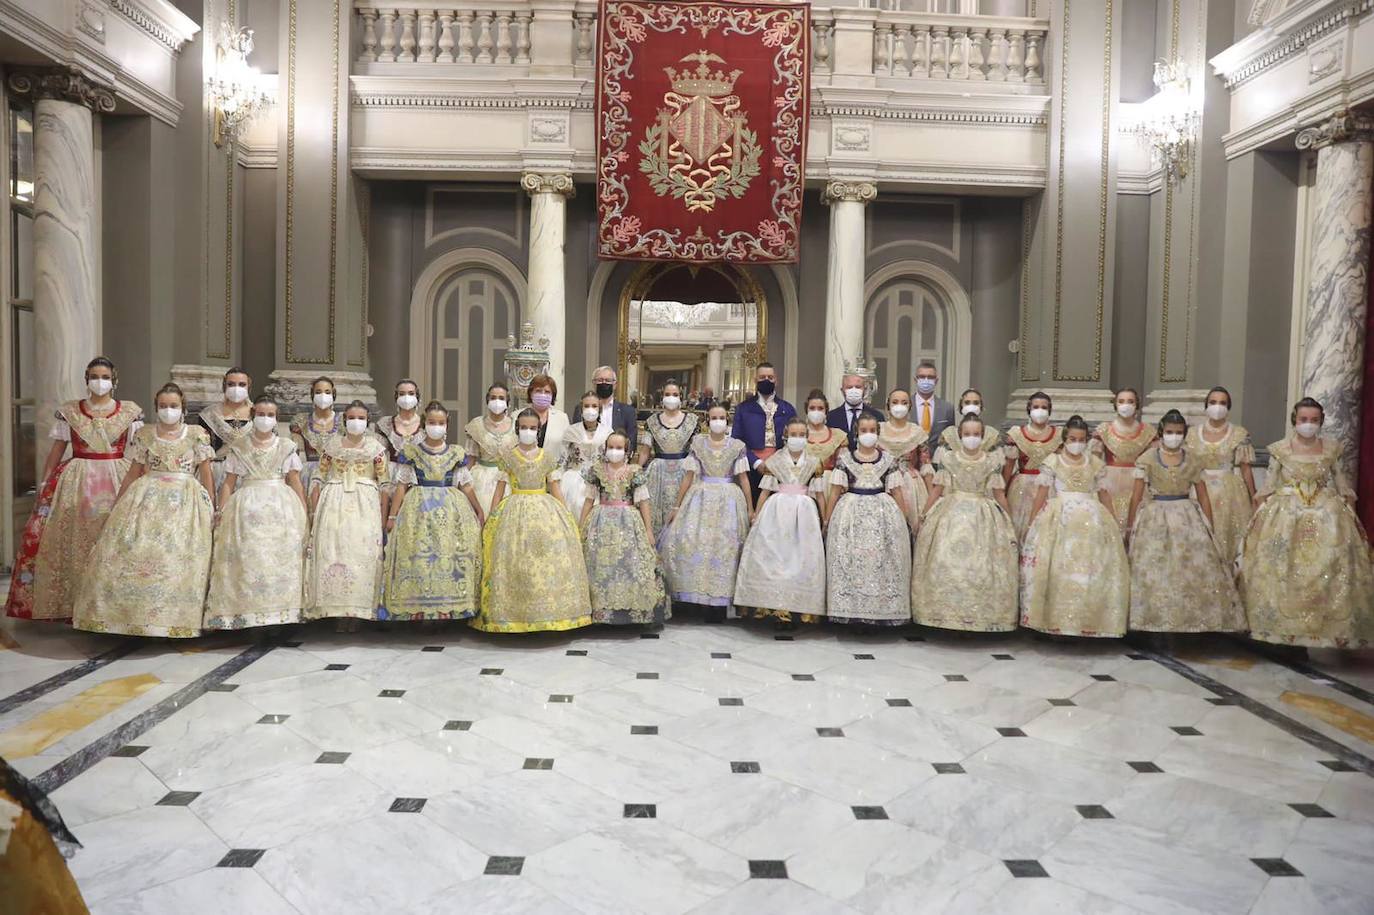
[804,426,847,474]
[305,436,388,620]
[581,460,668,625]
[826,449,911,625]
[473,446,591,632]
[205,436,307,629]
[379,442,482,621]
[878,421,930,526]
[291,411,341,493]
[1019,453,1129,637]
[643,411,699,531]
[1093,420,1157,530]
[930,424,1004,469]
[661,437,751,608]
[1128,448,1246,632]
[464,415,516,517]
[198,402,252,493]
[376,414,426,498]
[734,449,827,619]
[5,399,141,621]
[1186,423,1255,563]
[73,425,215,637]
[1004,424,1064,539]
[560,421,611,516]
[1240,437,1374,648]
[913,449,1019,632]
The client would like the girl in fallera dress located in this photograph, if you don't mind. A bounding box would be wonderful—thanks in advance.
[561,390,611,516]
[464,384,515,517]
[5,357,142,622]
[1004,390,1064,540]
[1240,398,1374,648]
[637,379,699,531]
[290,376,341,494]
[197,367,253,494]
[1019,416,1129,638]
[913,413,1019,632]
[473,408,592,632]
[930,388,1003,470]
[74,383,215,638]
[1093,387,1157,530]
[1126,410,1246,633]
[824,414,912,626]
[204,396,308,630]
[579,432,669,625]
[878,388,931,530]
[803,391,846,473]
[662,404,752,613]
[305,400,389,625]
[1186,386,1256,564]
[735,418,827,628]
[380,402,484,622]
[376,378,426,500]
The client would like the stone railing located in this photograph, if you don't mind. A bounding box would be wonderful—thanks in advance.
[356,4,535,64]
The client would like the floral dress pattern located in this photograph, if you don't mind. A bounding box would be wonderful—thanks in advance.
[1240,437,1374,648]
[826,449,911,625]
[379,443,481,621]
[735,449,826,618]
[73,426,215,638]
[5,399,141,621]
[464,415,516,517]
[913,449,1019,632]
[560,422,612,517]
[291,411,341,494]
[1093,420,1157,530]
[1018,453,1129,637]
[804,427,847,474]
[661,437,750,608]
[879,421,931,526]
[581,461,668,625]
[205,437,307,629]
[305,437,388,620]
[1186,423,1255,564]
[198,403,252,494]
[1004,424,1064,539]
[376,414,426,494]
[643,411,699,531]
[1128,448,1246,633]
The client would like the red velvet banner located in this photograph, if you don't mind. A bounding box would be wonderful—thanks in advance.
[595,0,810,263]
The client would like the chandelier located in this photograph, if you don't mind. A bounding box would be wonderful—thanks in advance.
[207,27,273,149]
[1133,59,1199,184]
[639,300,723,328]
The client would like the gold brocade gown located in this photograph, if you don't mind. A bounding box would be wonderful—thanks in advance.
[305,438,388,620]
[464,415,516,517]
[1094,420,1157,531]
[1185,423,1255,564]
[1240,437,1374,648]
[1004,424,1064,540]
[878,421,930,526]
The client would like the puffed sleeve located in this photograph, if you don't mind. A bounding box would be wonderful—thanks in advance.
[1036,456,1057,487]
[48,412,71,442]
[547,465,563,483]
[932,467,952,489]
[829,467,849,490]
[224,449,250,477]
[684,455,703,476]
[809,474,827,494]
[580,463,598,489]
[282,450,304,475]
[1093,459,1111,493]
[1002,440,1020,462]
[1133,452,1151,479]
[193,429,216,464]
[452,466,473,488]
[126,430,148,465]
[394,462,417,486]
[732,455,750,476]
[985,470,1007,493]
[884,466,904,492]
[1234,432,1256,466]
[759,474,778,492]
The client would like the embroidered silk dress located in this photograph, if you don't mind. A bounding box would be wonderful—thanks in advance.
[581,461,668,625]
[1093,420,1157,530]
[734,449,827,619]
[1004,424,1064,539]
[291,411,341,493]
[205,436,307,629]
[661,437,751,608]
[305,437,388,620]
[198,403,252,493]
[376,414,426,495]
[1186,423,1255,564]
[642,411,699,531]
[930,424,1004,469]
[879,421,931,526]
[1128,448,1246,633]
[379,442,481,621]
[472,446,592,632]
[1018,453,1129,637]
[5,399,141,621]
[805,427,847,474]
[825,450,911,625]
[559,422,611,517]
[913,449,1018,631]
[464,415,516,517]
[1240,437,1374,648]
[73,426,215,638]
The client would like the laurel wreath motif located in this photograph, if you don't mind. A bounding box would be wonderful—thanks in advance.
[637,121,763,212]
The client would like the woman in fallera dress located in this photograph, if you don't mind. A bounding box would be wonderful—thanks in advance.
[561,390,611,516]
[473,408,591,632]
[929,388,1003,469]
[1018,416,1129,638]
[803,391,846,473]
[913,413,1019,632]
[204,396,308,630]
[464,383,515,517]
[196,367,253,494]
[1240,398,1374,648]
[305,401,389,624]
[877,388,930,529]
[637,379,699,531]
[1186,386,1256,564]
[1126,410,1246,633]
[825,414,912,625]
[579,432,669,625]
[1003,390,1063,540]
[375,378,426,498]
[74,383,215,638]
[380,402,484,622]
[662,404,752,613]
[291,376,341,494]
[5,357,142,622]
[1093,387,1157,530]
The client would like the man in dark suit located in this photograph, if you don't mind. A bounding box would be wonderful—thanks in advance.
[583,365,639,451]
[912,360,955,453]
[826,372,885,448]
[730,362,795,503]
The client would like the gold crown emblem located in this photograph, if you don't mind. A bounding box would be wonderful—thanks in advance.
[664,51,741,98]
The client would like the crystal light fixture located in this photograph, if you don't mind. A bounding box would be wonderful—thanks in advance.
[207,27,272,149]
[640,300,724,328]
[1133,59,1199,184]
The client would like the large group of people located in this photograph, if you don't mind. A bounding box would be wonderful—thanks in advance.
[3,355,1371,650]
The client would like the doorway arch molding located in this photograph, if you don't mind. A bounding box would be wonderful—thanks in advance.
[863,259,972,397]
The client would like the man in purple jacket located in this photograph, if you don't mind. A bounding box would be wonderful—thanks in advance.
[730,362,796,505]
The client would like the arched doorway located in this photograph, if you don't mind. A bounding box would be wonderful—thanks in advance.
[864,261,971,400]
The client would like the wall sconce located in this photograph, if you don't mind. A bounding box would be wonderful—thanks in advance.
[1133,59,1199,184]
[207,27,272,149]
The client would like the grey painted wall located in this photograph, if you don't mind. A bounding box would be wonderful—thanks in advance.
[1112,193,1151,397]
[241,166,277,387]
[1120,0,1159,103]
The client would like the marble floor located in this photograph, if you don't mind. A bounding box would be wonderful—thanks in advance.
[3,611,1374,915]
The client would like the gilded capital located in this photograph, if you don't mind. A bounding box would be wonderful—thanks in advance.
[1296,111,1374,151]
[823,180,877,205]
[7,68,116,113]
[520,172,576,198]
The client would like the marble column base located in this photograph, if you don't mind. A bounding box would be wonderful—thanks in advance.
[265,369,377,409]
[1006,387,1117,427]
[1143,388,1213,427]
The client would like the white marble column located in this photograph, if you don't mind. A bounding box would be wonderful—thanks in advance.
[823,180,876,397]
[1296,112,1374,480]
[705,344,724,396]
[521,172,574,402]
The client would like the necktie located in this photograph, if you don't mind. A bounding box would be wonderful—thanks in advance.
[921,401,931,432]
[850,407,858,429]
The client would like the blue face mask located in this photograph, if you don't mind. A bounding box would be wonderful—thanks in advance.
[916,378,937,396]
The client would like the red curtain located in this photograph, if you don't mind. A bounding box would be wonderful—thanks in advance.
[1359,222,1374,532]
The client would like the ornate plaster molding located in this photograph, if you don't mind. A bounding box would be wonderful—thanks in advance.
[7,68,116,112]
[108,0,198,54]
[1296,110,1374,149]
[1213,0,1372,89]
[520,171,576,197]
[822,180,877,204]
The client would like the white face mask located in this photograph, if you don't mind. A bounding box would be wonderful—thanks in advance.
[313,392,334,410]
[961,403,981,416]
[807,409,826,426]
[425,424,447,441]
[661,395,681,410]
[604,448,625,464]
[1064,440,1087,456]
[252,415,277,434]
[488,399,508,416]
[961,434,983,452]
[517,428,539,446]
[1161,432,1184,450]
[857,431,879,448]
[396,394,418,411]
[345,418,368,437]
[582,407,600,423]
[1295,421,1320,440]
[1116,402,1136,419]
[225,384,249,403]
[915,378,937,396]
[786,436,806,453]
[844,387,864,406]
[889,404,909,419]
[1205,403,1228,421]
[1029,408,1050,425]
[709,418,728,435]
[87,377,113,397]
[157,406,182,425]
